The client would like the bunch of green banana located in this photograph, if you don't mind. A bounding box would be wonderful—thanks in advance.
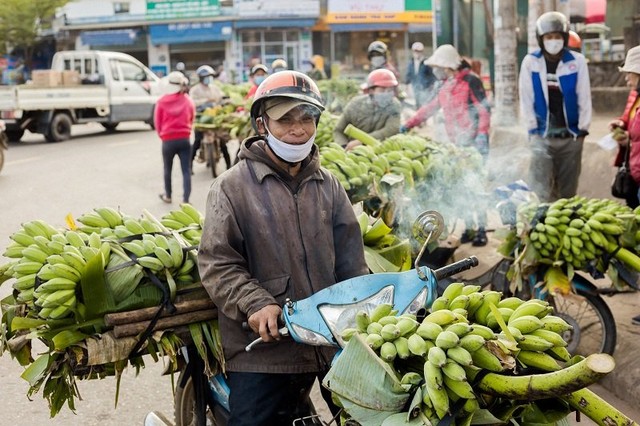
[319,142,373,190]
[315,112,338,148]
[524,196,631,270]
[160,204,204,246]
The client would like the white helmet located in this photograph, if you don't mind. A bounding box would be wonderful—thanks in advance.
[425,44,461,70]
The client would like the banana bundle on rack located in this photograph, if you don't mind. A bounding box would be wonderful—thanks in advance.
[338,283,576,425]
[507,195,640,291]
[319,133,484,203]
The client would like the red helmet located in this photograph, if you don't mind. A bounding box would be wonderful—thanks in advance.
[366,69,398,89]
[250,70,324,128]
[568,30,582,50]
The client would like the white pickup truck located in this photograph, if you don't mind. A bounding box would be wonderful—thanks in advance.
[0,50,162,142]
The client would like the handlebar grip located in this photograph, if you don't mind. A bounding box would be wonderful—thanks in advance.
[434,256,479,281]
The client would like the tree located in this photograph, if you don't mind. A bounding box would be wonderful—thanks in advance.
[0,0,69,65]
[492,0,518,125]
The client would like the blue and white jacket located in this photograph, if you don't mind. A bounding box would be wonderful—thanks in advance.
[519,48,592,137]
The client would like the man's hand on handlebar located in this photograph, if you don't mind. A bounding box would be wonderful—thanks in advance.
[248,304,283,342]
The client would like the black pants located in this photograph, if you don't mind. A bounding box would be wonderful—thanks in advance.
[162,138,191,203]
[227,371,332,426]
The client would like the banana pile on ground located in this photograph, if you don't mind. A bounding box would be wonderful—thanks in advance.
[314,111,338,148]
[504,195,640,292]
[319,134,485,209]
[334,283,604,425]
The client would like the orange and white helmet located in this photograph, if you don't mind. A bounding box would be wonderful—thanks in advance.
[366,69,399,89]
[250,70,324,129]
[568,30,582,51]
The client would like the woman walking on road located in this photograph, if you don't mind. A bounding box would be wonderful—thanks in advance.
[154,71,195,204]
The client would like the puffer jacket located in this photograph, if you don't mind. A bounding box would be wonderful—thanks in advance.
[333,94,401,147]
[198,136,369,373]
[405,68,491,146]
[613,88,640,182]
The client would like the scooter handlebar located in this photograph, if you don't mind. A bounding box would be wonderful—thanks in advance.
[433,256,479,281]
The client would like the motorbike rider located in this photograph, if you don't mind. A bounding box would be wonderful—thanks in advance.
[367,40,400,80]
[198,70,368,426]
[189,65,226,169]
[333,68,402,150]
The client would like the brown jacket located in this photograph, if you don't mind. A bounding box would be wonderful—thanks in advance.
[198,136,368,373]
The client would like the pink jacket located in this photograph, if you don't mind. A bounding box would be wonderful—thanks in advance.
[154,93,195,142]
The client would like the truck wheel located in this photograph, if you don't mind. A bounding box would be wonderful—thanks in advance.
[5,129,24,142]
[45,113,72,142]
[101,122,119,132]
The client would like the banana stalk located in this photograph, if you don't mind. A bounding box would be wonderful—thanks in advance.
[606,241,640,272]
[344,124,381,147]
[562,388,639,426]
[477,353,614,400]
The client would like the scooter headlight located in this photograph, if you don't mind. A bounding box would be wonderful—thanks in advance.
[318,285,394,347]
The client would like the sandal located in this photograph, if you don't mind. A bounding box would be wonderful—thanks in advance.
[460,229,475,244]
[158,194,172,204]
[472,230,488,247]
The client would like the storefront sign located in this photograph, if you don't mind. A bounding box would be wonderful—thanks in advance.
[146,0,220,20]
[149,21,232,44]
[326,0,432,23]
[236,0,319,18]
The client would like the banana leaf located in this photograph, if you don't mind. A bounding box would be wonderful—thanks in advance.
[80,251,116,321]
[322,334,409,425]
[364,247,402,273]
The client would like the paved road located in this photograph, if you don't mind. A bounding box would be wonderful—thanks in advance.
[1,122,638,424]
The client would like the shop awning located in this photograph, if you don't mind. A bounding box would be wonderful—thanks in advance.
[80,29,139,46]
[408,23,433,33]
[329,23,406,32]
[234,18,317,29]
[149,22,232,45]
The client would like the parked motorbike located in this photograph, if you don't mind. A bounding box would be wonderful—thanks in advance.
[0,119,8,173]
[144,211,480,426]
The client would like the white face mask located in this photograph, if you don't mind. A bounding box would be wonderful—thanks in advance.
[432,67,448,80]
[373,92,395,108]
[370,56,386,68]
[265,124,316,163]
[412,52,423,61]
[543,39,564,55]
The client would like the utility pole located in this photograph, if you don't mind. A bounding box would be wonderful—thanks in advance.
[493,0,518,125]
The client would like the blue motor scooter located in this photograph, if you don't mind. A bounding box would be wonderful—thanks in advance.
[144,211,479,426]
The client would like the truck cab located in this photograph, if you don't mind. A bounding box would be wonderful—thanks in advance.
[0,50,162,142]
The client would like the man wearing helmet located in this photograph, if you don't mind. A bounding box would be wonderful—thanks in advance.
[189,65,225,169]
[333,68,402,150]
[401,44,492,246]
[367,40,400,79]
[198,71,368,425]
[519,11,592,202]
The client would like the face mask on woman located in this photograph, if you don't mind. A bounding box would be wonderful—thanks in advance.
[254,75,266,85]
[432,67,448,80]
[264,122,316,163]
[373,92,395,108]
[370,56,386,68]
[202,76,212,85]
[543,39,564,55]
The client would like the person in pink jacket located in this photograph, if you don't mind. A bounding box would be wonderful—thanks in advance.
[154,71,195,204]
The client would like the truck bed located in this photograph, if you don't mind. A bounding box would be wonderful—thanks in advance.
[0,85,110,113]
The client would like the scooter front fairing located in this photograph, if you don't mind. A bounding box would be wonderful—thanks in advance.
[282,266,438,348]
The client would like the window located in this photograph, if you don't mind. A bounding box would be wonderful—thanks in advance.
[119,60,147,81]
[114,2,130,14]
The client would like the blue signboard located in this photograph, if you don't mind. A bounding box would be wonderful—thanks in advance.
[149,21,233,44]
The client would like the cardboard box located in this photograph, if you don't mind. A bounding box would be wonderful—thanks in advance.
[62,70,81,86]
[31,70,62,87]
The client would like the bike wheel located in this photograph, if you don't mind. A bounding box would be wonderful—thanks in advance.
[547,285,617,356]
[174,368,217,426]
